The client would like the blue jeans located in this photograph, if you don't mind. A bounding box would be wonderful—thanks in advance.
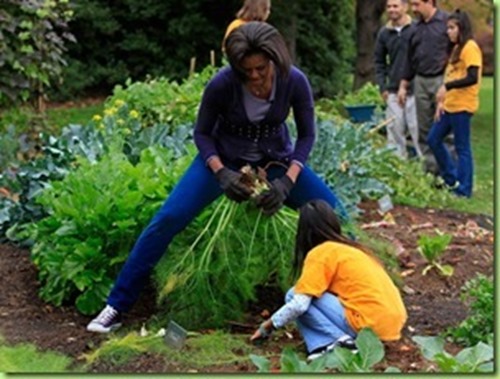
[285,288,357,353]
[108,155,348,312]
[427,111,473,197]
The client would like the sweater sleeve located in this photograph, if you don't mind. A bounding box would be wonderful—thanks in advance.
[289,69,315,165]
[193,74,225,163]
[445,66,479,90]
[270,293,312,328]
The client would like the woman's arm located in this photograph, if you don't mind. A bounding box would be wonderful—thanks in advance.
[289,69,315,170]
[193,74,225,167]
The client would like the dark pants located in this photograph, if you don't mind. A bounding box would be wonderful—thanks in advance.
[427,111,473,197]
[108,154,348,312]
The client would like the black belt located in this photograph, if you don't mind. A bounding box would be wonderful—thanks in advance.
[418,72,443,78]
[223,120,282,141]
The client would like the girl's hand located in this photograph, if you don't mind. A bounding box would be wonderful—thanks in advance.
[436,84,446,103]
[250,329,264,342]
[434,102,444,122]
[250,320,274,343]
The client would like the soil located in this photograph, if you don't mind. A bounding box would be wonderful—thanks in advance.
[0,201,493,373]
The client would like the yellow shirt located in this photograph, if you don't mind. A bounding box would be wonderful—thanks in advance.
[443,40,482,113]
[294,241,407,341]
[222,19,247,51]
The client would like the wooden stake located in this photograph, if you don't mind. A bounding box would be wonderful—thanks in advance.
[189,57,196,76]
[367,116,395,135]
[210,50,215,66]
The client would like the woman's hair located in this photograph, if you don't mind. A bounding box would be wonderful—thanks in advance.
[225,21,291,81]
[448,9,474,63]
[293,199,380,277]
[236,0,271,21]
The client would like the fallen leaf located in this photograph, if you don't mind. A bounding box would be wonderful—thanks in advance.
[260,309,270,318]
[361,220,395,229]
[399,345,412,352]
[400,269,414,277]
[403,285,416,295]
[383,212,396,224]
[410,222,433,231]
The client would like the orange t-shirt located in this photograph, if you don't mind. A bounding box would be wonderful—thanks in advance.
[294,241,407,341]
[443,40,482,113]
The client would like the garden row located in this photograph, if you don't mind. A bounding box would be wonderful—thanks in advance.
[0,64,493,373]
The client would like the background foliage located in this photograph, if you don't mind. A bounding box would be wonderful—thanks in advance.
[0,0,75,106]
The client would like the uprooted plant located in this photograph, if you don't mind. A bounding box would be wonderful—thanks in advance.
[153,164,299,328]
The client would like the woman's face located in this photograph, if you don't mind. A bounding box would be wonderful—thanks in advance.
[447,20,460,44]
[240,53,273,91]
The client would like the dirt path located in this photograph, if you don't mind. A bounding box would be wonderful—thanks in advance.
[0,202,494,373]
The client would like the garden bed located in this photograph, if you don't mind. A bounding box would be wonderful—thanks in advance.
[0,201,493,373]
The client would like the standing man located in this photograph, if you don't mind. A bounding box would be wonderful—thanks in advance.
[374,0,422,159]
[398,0,453,174]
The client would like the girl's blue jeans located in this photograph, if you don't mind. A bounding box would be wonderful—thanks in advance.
[108,154,348,312]
[285,288,357,353]
[427,111,473,197]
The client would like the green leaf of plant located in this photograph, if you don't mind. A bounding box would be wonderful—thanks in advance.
[434,352,458,372]
[331,346,358,372]
[438,264,454,277]
[477,362,494,373]
[356,328,385,369]
[280,347,302,372]
[455,342,493,370]
[249,354,271,372]
[412,336,446,361]
[307,355,327,372]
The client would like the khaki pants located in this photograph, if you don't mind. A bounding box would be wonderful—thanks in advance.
[414,74,456,174]
[386,93,423,159]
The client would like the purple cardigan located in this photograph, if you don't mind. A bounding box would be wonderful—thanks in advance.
[193,66,315,166]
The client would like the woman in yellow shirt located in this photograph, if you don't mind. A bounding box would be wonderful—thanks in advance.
[428,10,482,198]
[251,199,407,361]
[222,0,271,52]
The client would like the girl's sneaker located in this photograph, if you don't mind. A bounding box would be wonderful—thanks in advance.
[307,335,357,361]
[86,305,122,333]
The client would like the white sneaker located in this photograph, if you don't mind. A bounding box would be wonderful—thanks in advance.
[86,305,122,333]
[307,335,357,361]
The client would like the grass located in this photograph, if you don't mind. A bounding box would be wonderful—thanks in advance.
[0,336,73,373]
[46,102,104,131]
[83,329,253,370]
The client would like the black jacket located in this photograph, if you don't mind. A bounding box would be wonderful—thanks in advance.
[374,15,415,94]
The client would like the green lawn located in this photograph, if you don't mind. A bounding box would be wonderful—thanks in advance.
[46,102,104,131]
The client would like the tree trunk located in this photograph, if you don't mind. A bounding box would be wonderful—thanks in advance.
[353,0,386,90]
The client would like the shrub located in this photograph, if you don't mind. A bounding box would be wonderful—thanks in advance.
[104,65,218,132]
[0,0,75,106]
[27,146,192,314]
[308,119,393,215]
[341,82,384,107]
[446,274,493,346]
